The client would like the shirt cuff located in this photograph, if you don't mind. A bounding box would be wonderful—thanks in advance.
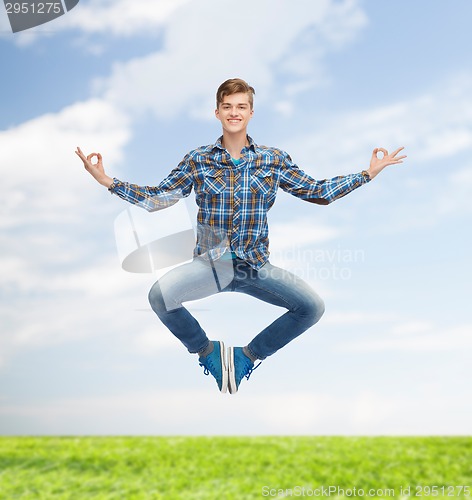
[361,170,371,182]
[108,177,121,193]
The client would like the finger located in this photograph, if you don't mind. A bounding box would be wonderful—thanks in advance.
[87,153,98,162]
[373,148,388,159]
[75,149,86,161]
[388,154,407,162]
[391,146,405,157]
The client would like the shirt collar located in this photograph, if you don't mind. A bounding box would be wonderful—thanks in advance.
[212,135,256,153]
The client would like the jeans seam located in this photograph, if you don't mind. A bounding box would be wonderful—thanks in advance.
[237,280,298,312]
[176,282,222,304]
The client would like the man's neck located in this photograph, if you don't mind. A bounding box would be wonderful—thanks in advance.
[221,130,249,159]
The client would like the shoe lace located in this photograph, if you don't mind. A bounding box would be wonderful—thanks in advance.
[243,360,262,381]
[199,358,216,377]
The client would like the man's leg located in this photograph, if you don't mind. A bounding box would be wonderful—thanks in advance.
[232,259,325,360]
[226,258,325,393]
[148,256,234,353]
[148,255,236,392]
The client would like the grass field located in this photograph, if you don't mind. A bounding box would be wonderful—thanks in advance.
[0,437,471,499]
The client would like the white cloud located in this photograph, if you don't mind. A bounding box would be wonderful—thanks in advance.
[323,311,395,326]
[0,268,166,373]
[95,0,367,120]
[391,320,434,336]
[286,73,472,178]
[0,98,134,367]
[132,324,182,354]
[1,0,193,45]
[1,387,470,435]
[270,219,340,251]
[63,0,193,36]
[339,322,472,352]
[278,71,472,238]
[0,96,133,311]
[370,159,472,232]
[0,8,10,33]
[435,164,472,216]
[0,97,130,263]
[0,98,130,227]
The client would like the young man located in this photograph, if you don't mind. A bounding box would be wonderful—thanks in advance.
[76,78,406,394]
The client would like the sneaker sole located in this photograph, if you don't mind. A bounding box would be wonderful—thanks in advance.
[219,341,228,394]
[227,346,237,394]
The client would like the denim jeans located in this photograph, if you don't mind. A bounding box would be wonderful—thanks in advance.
[148,255,325,360]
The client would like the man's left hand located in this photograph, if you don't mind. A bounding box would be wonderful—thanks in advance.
[367,146,406,179]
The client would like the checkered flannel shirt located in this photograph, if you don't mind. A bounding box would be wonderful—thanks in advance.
[109,136,371,270]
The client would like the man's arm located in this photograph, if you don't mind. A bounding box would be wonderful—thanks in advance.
[75,147,194,212]
[279,146,406,204]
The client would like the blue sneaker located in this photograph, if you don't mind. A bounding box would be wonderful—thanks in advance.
[198,341,228,393]
[227,347,261,394]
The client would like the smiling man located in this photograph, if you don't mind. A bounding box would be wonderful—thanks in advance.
[76,78,406,394]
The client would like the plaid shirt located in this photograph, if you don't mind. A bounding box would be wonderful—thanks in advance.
[109,135,371,269]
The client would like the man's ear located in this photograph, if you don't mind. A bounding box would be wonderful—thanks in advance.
[215,108,220,120]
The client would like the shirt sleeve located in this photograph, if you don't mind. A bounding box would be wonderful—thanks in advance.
[279,152,371,205]
[108,154,194,212]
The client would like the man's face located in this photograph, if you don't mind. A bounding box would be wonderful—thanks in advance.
[215,92,254,135]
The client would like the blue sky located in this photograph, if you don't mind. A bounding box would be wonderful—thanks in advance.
[1,0,471,435]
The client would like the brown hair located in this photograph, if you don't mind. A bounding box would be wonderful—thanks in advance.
[216,78,255,109]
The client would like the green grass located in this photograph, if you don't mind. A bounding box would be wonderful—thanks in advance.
[0,437,471,499]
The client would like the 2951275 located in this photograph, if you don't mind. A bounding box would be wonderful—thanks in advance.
[415,485,470,496]
[5,2,62,14]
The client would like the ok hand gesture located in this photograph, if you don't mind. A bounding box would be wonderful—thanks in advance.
[368,146,407,179]
[75,147,113,188]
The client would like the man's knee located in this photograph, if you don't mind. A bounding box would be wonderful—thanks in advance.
[313,295,326,323]
[300,292,325,325]
[148,281,167,314]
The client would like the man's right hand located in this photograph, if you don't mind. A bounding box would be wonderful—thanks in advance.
[75,146,113,188]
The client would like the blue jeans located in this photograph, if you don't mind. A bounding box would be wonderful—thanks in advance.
[148,255,325,360]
